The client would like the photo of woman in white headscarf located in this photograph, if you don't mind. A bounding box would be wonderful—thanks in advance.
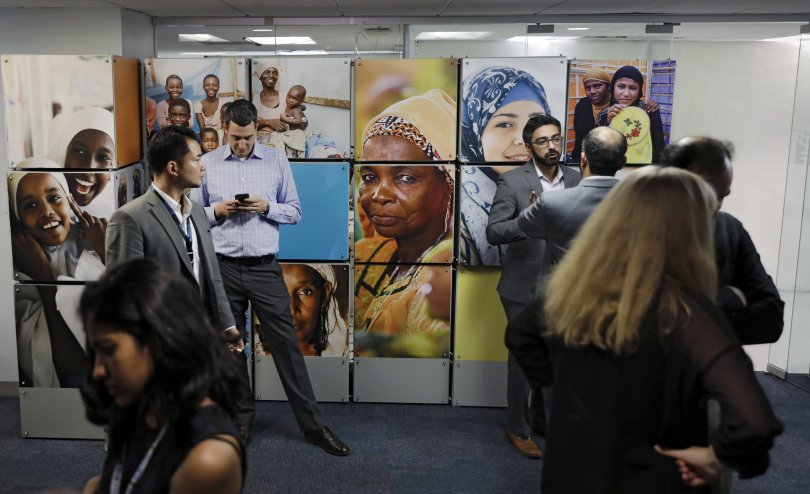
[255,263,349,357]
[46,106,116,219]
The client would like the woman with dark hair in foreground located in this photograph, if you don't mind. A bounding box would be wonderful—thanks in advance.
[80,259,244,494]
[507,167,782,493]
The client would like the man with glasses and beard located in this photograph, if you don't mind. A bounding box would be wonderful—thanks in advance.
[486,114,581,458]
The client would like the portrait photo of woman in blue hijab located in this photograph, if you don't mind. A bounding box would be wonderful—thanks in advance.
[458,60,568,265]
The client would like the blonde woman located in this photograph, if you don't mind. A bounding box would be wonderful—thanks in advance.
[506,166,782,493]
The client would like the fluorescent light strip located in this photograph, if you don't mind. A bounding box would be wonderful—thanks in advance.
[179,34,228,42]
[245,36,316,45]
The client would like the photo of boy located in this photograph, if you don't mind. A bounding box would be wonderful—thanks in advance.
[200,127,220,154]
[155,75,193,129]
[278,85,308,158]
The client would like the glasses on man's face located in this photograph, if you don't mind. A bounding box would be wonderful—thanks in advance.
[531,135,563,148]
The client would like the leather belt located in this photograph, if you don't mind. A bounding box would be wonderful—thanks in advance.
[217,253,276,266]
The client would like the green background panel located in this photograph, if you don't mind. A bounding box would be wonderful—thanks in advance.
[454,268,508,362]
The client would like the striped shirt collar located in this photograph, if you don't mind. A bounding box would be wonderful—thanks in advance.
[223,144,264,162]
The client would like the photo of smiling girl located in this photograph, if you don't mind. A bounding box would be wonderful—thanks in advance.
[195,73,223,131]
[10,165,107,387]
[46,106,116,219]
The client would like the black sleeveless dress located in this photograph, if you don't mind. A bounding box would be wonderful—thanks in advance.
[98,404,246,494]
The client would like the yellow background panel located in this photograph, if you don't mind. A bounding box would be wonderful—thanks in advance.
[454,268,508,362]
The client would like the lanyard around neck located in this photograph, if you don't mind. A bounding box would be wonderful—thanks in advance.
[153,188,194,264]
[110,423,169,494]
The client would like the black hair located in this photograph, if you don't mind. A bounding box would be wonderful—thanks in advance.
[167,97,191,114]
[165,74,183,86]
[203,73,220,84]
[659,136,734,175]
[80,259,239,455]
[583,127,627,176]
[225,99,258,128]
[199,127,219,140]
[522,114,562,144]
[146,126,198,175]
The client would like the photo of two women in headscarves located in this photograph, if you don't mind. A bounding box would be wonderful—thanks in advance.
[251,58,351,159]
[143,57,246,143]
[457,58,569,267]
[253,264,350,358]
[567,59,675,166]
[3,55,126,388]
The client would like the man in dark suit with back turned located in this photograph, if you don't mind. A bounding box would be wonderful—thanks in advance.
[518,126,626,276]
[486,114,581,458]
[660,136,784,345]
[105,126,245,374]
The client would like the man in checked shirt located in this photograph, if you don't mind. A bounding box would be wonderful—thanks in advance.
[193,99,350,456]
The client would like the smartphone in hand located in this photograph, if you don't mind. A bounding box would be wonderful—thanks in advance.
[235,193,249,202]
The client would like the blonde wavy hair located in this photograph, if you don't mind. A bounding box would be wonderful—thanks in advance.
[544,166,718,354]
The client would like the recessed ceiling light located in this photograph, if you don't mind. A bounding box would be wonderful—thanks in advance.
[252,29,273,32]
[415,31,491,41]
[760,35,804,42]
[179,34,229,43]
[567,27,590,31]
[276,50,329,56]
[245,36,316,45]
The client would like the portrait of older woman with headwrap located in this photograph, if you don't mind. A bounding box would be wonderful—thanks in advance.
[597,65,665,164]
[361,89,456,161]
[353,164,454,358]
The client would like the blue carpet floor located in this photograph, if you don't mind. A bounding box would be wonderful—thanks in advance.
[0,373,807,493]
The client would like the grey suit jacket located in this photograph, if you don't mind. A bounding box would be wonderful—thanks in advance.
[486,161,581,305]
[105,188,236,331]
[518,176,620,274]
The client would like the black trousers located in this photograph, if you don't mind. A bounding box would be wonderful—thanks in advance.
[501,297,546,438]
[219,257,323,433]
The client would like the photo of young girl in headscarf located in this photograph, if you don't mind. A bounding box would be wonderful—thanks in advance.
[355,58,458,161]
[9,166,106,388]
[458,59,568,265]
[254,264,349,357]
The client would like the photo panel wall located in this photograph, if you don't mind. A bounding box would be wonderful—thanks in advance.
[566,59,677,165]
[460,57,568,164]
[3,54,142,169]
[250,58,351,159]
[355,58,458,161]
[278,162,350,261]
[144,57,247,139]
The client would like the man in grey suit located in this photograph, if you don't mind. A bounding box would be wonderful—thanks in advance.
[105,127,246,414]
[518,126,627,274]
[486,114,581,458]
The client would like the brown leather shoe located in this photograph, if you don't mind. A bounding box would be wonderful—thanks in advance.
[507,431,542,459]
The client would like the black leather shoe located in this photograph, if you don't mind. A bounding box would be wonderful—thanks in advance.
[304,426,350,456]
